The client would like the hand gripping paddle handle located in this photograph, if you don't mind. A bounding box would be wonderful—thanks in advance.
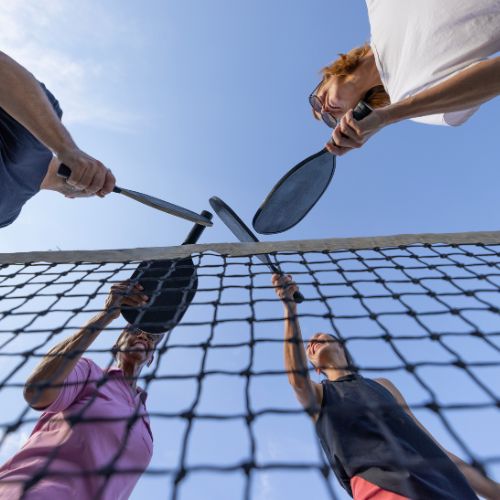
[329,101,372,149]
[58,164,120,193]
[269,263,304,304]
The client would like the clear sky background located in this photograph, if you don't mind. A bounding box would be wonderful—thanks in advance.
[0,1,498,499]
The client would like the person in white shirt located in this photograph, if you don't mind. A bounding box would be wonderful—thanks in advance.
[310,0,500,156]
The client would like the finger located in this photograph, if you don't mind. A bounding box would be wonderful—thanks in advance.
[325,139,348,156]
[111,285,133,297]
[99,169,116,196]
[331,127,359,149]
[69,190,94,198]
[85,164,106,195]
[332,123,358,148]
[339,118,360,141]
[72,163,96,191]
[66,166,85,189]
[345,109,362,136]
[340,116,363,146]
[273,274,285,286]
[336,136,361,149]
[122,297,147,308]
[332,126,347,147]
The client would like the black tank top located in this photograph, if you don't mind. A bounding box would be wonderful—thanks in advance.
[315,374,477,499]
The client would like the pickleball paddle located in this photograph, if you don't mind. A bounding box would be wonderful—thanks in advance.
[121,210,213,333]
[253,101,372,234]
[58,164,212,227]
[209,196,304,303]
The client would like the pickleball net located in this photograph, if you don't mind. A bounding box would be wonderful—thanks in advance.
[0,230,499,499]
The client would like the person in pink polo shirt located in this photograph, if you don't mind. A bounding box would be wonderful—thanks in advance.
[0,281,162,500]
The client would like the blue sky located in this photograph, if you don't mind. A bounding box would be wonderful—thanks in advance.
[0,1,499,499]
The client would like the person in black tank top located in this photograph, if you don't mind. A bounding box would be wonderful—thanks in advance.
[272,274,499,500]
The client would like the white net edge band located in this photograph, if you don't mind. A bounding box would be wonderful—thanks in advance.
[1,230,500,265]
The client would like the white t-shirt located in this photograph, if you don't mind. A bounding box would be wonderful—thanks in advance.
[366,0,500,126]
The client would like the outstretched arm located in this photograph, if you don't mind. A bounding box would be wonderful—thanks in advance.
[0,50,115,195]
[272,274,322,417]
[327,56,500,156]
[23,282,147,409]
[376,378,500,500]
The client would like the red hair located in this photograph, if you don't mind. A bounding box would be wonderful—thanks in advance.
[314,43,390,112]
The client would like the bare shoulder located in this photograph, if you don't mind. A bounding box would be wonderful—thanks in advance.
[374,377,395,389]
[374,378,409,407]
[292,380,324,421]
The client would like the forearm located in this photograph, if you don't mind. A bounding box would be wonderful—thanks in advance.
[382,56,500,124]
[24,311,114,407]
[0,51,76,155]
[447,452,500,500]
[283,305,310,386]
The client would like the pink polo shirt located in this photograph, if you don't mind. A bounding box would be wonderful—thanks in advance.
[0,358,153,499]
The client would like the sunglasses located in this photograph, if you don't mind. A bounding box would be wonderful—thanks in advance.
[309,88,338,129]
[128,327,164,343]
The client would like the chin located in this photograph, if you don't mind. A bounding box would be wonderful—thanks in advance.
[124,351,145,362]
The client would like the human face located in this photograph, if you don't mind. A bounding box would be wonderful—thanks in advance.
[306,333,348,371]
[310,76,363,127]
[116,327,163,366]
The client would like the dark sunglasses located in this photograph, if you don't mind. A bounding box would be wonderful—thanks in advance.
[309,89,338,128]
[128,327,164,343]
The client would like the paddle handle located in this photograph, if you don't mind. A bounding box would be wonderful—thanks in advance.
[292,289,304,304]
[352,101,372,121]
[57,164,120,193]
[182,211,213,245]
[328,101,372,150]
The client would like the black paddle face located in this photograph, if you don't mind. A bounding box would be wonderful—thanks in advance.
[209,196,304,303]
[208,197,259,243]
[121,210,212,333]
[253,101,372,235]
[121,258,197,334]
[253,149,335,234]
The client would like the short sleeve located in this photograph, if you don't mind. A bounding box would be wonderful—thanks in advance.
[43,358,95,413]
[410,106,481,127]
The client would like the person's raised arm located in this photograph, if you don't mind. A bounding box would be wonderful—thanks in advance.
[23,282,147,409]
[272,274,322,418]
[0,50,115,196]
[328,56,500,156]
[375,378,500,500]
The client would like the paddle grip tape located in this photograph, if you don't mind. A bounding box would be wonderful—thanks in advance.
[183,211,213,245]
[57,164,121,194]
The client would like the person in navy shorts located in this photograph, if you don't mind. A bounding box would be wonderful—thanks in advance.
[0,51,116,228]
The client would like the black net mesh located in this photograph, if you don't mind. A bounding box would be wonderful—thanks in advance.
[0,234,499,499]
